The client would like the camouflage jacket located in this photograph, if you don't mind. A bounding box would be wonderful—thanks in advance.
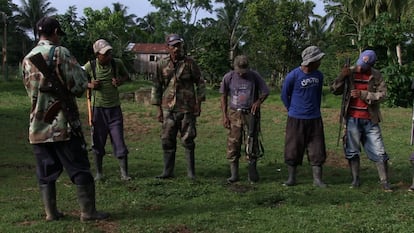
[22,40,87,144]
[151,56,206,112]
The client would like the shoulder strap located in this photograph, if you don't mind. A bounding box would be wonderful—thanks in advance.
[90,59,97,81]
[89,59,115,80]
[111,58,116,79]
[47,46,57,69]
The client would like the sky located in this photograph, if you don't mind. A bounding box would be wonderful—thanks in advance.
[12,0,326,19]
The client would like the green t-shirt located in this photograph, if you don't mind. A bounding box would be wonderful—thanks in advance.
[84,58,129,108]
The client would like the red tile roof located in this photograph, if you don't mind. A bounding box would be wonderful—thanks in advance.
[131,43,169,54]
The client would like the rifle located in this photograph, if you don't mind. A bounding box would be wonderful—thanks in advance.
[29,52,86,147]
[336,57,351,146]
[246,111,263,158]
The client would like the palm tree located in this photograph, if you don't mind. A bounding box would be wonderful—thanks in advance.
[15,0,57,40]
[111,2,136,27]
[215,0,246,65]
[355,0,414,64]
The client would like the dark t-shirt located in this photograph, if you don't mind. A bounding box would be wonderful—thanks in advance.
[220,70,269,110]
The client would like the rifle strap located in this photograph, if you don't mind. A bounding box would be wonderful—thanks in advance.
[111,58,117,79]
[47,46,57,70]
[90,58,116,80]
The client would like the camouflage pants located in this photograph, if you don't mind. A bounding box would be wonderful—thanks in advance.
[226,109,260,162]
[161,111,197,153]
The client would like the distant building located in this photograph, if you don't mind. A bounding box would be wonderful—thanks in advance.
[126,43,169,79]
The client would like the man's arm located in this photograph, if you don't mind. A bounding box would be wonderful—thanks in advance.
[359,69,387,104]
[220,94,230,129]
[251,74,269,114]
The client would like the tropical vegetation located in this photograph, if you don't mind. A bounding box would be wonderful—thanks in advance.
[1,0,414,106]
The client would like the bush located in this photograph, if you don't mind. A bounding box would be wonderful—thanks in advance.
[382,63,414,107]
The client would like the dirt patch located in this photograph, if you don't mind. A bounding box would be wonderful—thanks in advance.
[123,112,156,141]
[94,220,119,233]
[325,150,348,168]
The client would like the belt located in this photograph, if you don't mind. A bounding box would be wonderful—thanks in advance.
[232,108,250,114]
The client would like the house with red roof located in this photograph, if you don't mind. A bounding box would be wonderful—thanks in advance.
[126,43,169,79]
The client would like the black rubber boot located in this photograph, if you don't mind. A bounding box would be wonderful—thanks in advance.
[312,165,327,188]
[94,154,104,181]
[349,157,360,188]
[185,149,195,179]
[248,158,259,183]
[283,165,297,186]
[119,156,131,181]
[76,184,109,221]
[227,160,239,183]
[376,161,392,192]
[156,151,175,179]
[39,183,64,221]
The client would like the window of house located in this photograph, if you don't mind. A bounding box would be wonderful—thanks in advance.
[149,55,157,62]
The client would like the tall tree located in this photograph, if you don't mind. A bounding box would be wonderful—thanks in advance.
[1,0,31,70]
[148,0,213,50]
[15,0,57,40]
[57,6,89,63]
[83,6,137,71]
[215,0,246,66]
[242,0,315,85]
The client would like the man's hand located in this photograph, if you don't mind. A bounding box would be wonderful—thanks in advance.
[340,67,351,79]
[222,115,230,129]
[251,100,261,114]
[193,102,201,117]
[350,89,361,98]
[112,78,121,87]
[157,108,163,123]
[88,80,101,89]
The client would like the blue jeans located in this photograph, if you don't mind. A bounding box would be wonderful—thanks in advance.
[345,117,388,162]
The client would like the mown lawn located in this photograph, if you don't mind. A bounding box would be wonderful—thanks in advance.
[1,78,414,233]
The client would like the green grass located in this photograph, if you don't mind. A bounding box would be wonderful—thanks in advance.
[1,78,414,233]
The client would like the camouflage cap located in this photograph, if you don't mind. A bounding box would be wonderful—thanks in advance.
[93,39,113,54]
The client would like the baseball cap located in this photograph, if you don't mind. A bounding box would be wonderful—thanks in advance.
[166,34,183,46]
[93,39,113,54]
[234,55,249,74]
[301,46,325,66]
[357,50,376,69]
[36,16,66,36]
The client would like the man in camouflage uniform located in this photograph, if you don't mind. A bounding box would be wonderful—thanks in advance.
[220,55,269,183]
[151,34,206,179]
[22,17,108,221]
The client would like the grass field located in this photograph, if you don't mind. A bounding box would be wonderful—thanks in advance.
[1,78,414,233]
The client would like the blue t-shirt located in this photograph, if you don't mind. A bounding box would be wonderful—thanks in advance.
[220,70,269,110]
[281,67,323,119]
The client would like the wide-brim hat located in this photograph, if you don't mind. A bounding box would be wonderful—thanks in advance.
[301,46,325,66]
